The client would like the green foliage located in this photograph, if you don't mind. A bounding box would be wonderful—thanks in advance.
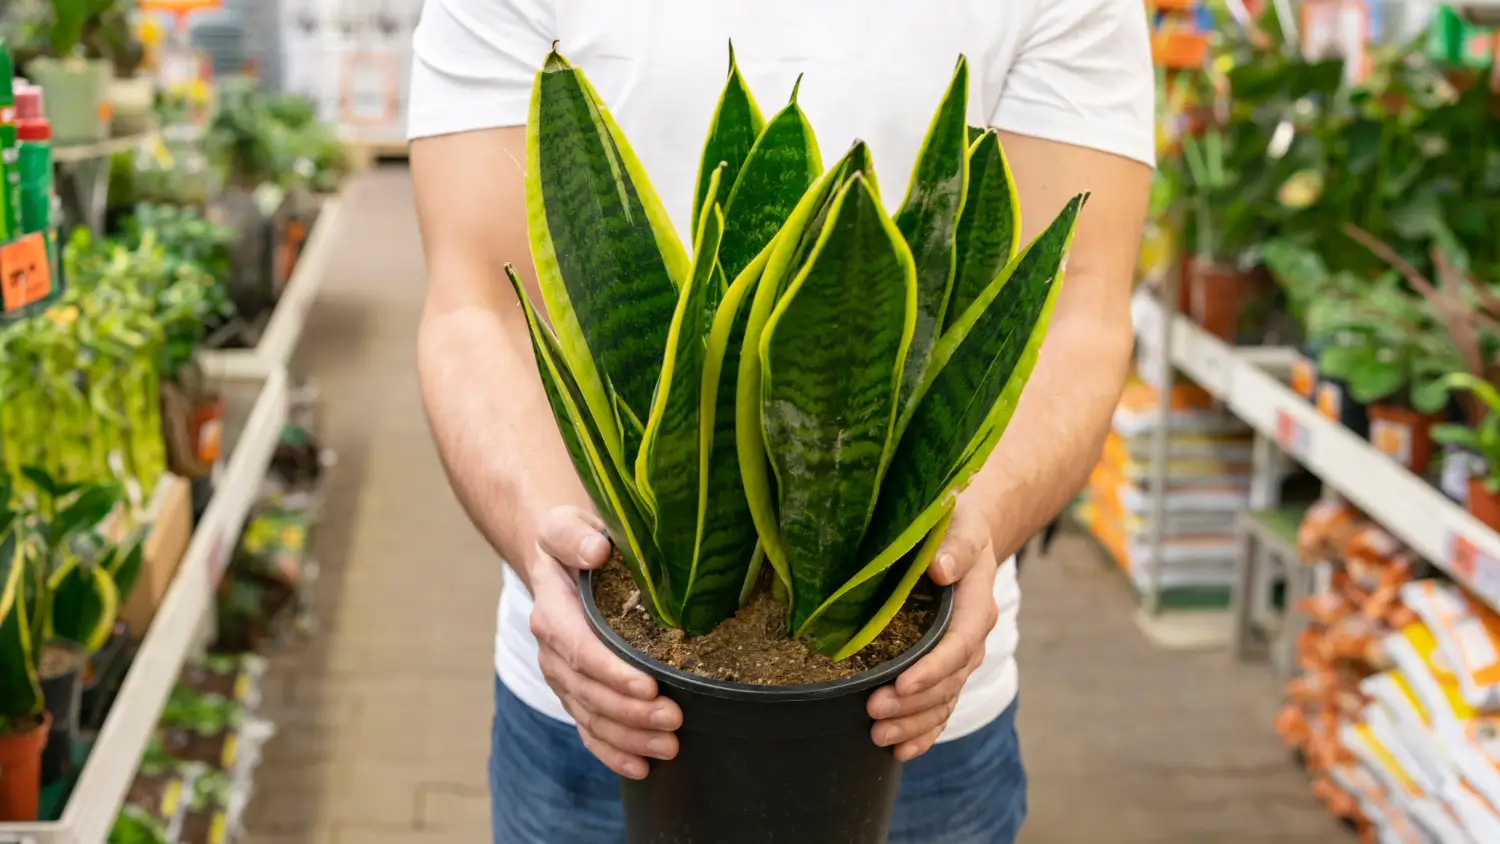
[209,80,349,193]
[518,48,1082,657]
[1430,374,1500,493]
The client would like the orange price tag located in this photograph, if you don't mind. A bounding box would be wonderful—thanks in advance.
[0,233,53,313]
[140,0,221,10]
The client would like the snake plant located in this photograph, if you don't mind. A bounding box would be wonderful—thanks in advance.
[516,47,1084,659]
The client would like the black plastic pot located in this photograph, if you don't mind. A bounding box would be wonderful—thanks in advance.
[581,570,954,844]
[1314,375,1369,438]
[81,630,133,732]
[39,640,85,784]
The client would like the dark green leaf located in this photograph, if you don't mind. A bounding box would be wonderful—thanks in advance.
[761,174,916,632]
[719,79,822,285]
[506,267,676,625]
[49,562,119,654]
[893,56,970,414]
[692,42,765,239]
[679,253,767,634]
[0,530,41,721]
[527,50,688,469]
[864,194,1085,562]
[945,130,1019,332]
[54,485,124,543]
[639,167,726,610]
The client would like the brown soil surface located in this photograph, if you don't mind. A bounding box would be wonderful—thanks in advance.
[594,556,935,685]
[39,641,87,680]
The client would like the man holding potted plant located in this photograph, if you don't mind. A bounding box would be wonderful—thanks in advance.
[408,2,1152,841]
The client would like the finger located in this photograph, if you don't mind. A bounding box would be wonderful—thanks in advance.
[929,501,992,585]
[577,724,650,780]
[868,667,969,721]
[570,667,683,731]
[895,724,947,762]
[873,698,957,748]
[895,569,997,696]
[532,565,658,700]
[583,706,680,761]
[538,506,613,569]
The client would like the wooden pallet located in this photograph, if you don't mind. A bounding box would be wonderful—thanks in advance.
[346,141,410,172]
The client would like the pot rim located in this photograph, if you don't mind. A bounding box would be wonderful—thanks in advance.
[580,568,954,702]
[0,709,52,747]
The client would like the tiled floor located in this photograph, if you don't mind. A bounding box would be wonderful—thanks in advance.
[243,166,1346,843]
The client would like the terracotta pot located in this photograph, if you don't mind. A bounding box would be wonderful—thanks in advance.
[1367,404,1441,474]
[1186,259,1264,342]
[0,711,52,821]
[1469,477,1500,532]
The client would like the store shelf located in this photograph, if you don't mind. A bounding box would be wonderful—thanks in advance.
[0,368,290,844]
[1157,307,1500,613]
[51,131,159,165]
[201,196,344,380]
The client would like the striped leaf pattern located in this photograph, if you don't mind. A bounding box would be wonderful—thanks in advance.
[760,175,916,631]
[507,266,675,625]
[692,43,765,240]
[945,130,1021,332]
[639,168,728,611]
[862,195,1085,561]
[893,57,970,415]
[49,559,120,653]
[526,49,686,471]
[0,525,41,721]
[526,50,1082,657]
[719,77,823,286]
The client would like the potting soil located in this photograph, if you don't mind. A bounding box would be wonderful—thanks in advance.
[595,557,934,685]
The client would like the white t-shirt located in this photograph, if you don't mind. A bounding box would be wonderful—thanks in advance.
[409,0,1153,742]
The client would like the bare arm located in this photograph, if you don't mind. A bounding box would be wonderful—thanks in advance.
[411,127,593,588]
[964,133,1149,558]
[412,126,682,780]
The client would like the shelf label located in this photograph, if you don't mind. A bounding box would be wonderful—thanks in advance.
[1450,532,1500,606]
[0,232,52,313]
[1290,354,1317,399]
[1274,408,1312,461]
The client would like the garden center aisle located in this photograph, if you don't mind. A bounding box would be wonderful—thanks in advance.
[241,166,1344,844]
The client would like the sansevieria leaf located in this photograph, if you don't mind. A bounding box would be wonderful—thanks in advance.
[0,526,42,721]
[639,167,727,610]
[864,194,1086,561]
[719,76,823,286]
[828,505,955,660]
[944,130,1021,332]
[692,42,765,240]
[680,248,770,634]
[735,143,876,602]
[526,49,688,472]
[761,173,916,632]
[507,267,677,625]
[893,56,970,415]
[49,559,120,653]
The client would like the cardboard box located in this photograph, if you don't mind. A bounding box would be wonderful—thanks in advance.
[120,474,195,637]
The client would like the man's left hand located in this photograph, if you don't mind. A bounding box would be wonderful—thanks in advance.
[867,498,1000,761]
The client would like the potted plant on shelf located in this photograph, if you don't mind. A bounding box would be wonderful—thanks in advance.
[1428,374,1500,531]
[20,0,117,145]
[518,48,1079,843]
[0,506,51,822]
[13,468,125,785]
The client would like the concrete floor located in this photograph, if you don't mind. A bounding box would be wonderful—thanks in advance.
[243,167,1346,843]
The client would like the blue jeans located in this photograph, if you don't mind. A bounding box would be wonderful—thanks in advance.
[489,676,1026,843]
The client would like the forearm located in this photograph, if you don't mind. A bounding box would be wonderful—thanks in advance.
[962,297,1133,559]
[417,301,590,588]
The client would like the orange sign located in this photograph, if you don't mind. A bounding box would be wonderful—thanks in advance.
[0,233,52,313]
[140,0,221,10]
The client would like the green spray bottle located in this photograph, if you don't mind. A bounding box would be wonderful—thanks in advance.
[0,38,21,241]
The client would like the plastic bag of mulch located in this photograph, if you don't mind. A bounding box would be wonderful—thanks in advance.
[177,655,268,713]
[1401,581,1500,712]
[172,768,259,844]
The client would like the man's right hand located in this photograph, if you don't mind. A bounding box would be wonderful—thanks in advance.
[530,506,683,779]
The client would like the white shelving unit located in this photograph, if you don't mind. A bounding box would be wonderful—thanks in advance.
[201,196,344,380]
[1145,298,1500,614]
[0,368,289,844]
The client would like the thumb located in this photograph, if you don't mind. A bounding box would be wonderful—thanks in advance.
[538,506,612,570]
[930,503,990,586]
